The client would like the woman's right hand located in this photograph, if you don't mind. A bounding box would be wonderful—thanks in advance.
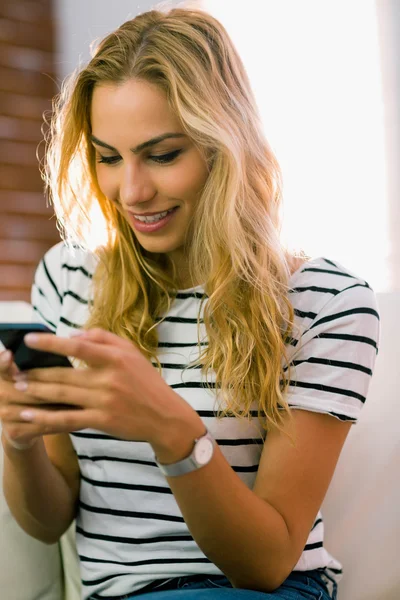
[0,350,43,450]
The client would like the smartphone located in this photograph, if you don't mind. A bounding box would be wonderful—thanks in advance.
[0,323,77,411]
[0,323,73,371]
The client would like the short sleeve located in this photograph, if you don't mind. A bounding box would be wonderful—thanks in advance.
[30,242,65,333]
[284,283,381,424]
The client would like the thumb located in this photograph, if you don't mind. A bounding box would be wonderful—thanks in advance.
[3,352,21,380]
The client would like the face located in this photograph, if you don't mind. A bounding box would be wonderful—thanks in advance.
[90,79,210,287]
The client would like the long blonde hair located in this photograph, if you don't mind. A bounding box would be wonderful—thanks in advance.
[43,3,310,442]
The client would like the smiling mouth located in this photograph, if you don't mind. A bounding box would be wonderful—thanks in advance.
[131,206,179,217]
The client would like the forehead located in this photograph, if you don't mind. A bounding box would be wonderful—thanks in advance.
[90,79,182,137]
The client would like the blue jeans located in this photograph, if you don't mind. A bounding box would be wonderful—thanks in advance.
[121,570,336,600]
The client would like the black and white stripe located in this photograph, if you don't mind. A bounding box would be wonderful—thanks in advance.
[30,242,380,600]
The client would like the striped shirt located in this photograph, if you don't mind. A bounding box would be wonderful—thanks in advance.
[31,242,380,600]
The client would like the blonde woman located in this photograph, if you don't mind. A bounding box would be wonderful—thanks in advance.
[0,5,380,600]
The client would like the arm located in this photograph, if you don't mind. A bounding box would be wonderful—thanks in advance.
[2,432,80,545]
[3,243,80,543]
[14,279,377,585]
[152,281,379,591]
[152,408,352,592]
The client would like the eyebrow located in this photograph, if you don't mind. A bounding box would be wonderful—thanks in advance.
[90,133,187,154]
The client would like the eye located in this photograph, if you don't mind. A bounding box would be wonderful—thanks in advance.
[95,149,183,166]
[149,149,182,164]
[96,155,121,165]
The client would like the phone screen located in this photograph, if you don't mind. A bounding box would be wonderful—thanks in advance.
[0,323,73,371]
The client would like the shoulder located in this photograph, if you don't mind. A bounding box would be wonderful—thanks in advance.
[283,256,380,423]
[289,255,379,317]
[34,241,98,288]
[37,241,97,268]
[31,242,99,323]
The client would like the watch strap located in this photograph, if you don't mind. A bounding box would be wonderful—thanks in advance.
[154,430,215,477]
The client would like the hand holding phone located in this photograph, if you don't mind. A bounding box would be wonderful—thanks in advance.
[0,323,77,417]
[0,323,73,371]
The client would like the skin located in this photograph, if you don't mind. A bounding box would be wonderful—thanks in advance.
[91,79,210,289]
[1,328,205,465]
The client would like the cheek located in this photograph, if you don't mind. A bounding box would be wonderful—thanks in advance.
[96,166,118,198]
[178,159,209,199]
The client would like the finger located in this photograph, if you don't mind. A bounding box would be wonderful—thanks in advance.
[18,406,101,432]
[2,411,57,438]
[0,351,20,381]
[2,428,37,450]
[12,378,92,408]
[0,380,41,406]
[74,328,137,352]
[1,403,48,424]
[0,350,12,371]
[24,331,128,369]
[2,404,90,442]
[14,367,94,389]
[3,419,67,443]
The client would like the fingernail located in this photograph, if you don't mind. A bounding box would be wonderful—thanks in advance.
[70,330,87,337]
[15,381,28,391]
[20,410,35,421]
[0,351,11,363]
[24,334,39,344]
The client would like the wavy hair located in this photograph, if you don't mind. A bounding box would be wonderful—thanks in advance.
[42,2,310,443]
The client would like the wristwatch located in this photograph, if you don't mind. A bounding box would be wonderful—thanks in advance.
[154,429,215,477]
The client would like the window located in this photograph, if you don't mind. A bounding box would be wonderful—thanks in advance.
[203,0,390,291]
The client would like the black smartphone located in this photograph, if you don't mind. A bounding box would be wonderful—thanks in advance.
[0,323,73,371]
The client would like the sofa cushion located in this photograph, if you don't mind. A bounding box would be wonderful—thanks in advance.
[321,292,400,600]
[0,423,63,600]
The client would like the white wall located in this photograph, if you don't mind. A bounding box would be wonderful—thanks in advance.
[53,0,164,80]
[375,0,400,290]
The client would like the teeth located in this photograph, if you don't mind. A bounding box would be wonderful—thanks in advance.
[135,208,175,223]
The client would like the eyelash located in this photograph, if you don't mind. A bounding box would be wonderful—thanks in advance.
[96,149,182,166]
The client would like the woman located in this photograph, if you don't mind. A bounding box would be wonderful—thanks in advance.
[0,5,380,600]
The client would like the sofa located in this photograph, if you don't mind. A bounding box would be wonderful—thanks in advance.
[0,294,399,600]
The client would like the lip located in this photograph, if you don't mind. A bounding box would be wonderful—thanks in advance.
[128,205,179,233]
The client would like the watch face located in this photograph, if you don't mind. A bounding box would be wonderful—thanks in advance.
[194,438,214,465]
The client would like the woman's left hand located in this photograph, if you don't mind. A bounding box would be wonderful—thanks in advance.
[12,328,197,446]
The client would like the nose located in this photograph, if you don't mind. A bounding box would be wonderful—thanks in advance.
[119,161,157,210]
